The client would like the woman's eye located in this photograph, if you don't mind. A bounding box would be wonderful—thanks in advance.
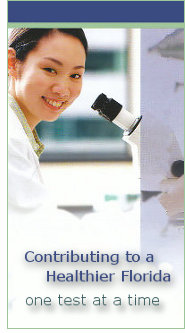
[43,68,56,74]
[71,74,81,79]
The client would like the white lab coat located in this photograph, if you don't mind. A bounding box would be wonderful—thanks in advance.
[8,102,48,213]
[8,101,78,226]
[8,101,83,322]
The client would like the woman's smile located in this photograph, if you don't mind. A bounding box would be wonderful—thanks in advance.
[41,96,67,112]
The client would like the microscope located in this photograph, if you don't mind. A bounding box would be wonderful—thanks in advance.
[91,93,142,169]
[91,93,184,225]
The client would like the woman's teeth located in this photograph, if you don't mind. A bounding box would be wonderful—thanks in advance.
[43,97,64,108]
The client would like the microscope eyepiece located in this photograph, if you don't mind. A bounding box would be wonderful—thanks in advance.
[91,93,142,134]
[91,93,107,111]
[91,93,141,167]
[91,93,122,122]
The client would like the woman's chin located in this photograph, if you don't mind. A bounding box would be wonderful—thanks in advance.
[40,108,66,122]
[43,113,62,122]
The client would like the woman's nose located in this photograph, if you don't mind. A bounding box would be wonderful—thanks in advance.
[51,81,70,98]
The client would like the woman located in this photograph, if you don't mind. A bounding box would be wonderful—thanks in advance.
[8,28,88,213]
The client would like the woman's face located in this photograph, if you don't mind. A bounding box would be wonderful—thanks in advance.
[11,31,86,129]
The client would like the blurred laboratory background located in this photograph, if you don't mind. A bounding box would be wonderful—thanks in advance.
[38,29,140,216]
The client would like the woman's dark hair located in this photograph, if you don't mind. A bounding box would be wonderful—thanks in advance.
[8,28,88,61]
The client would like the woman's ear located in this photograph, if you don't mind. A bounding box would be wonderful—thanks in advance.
[8,48,18,78]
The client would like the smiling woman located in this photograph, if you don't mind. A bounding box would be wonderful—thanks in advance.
[8,28,88,212]
[8,29,87,129]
